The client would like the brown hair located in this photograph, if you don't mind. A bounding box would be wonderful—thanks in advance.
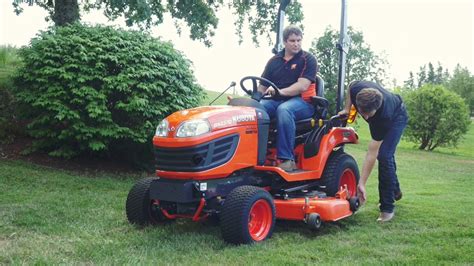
[356,88,383,113]
[283,25,303,42]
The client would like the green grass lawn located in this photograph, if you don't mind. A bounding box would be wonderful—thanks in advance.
[1,121,473,264]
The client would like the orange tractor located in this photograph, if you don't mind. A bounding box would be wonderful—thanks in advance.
[126,0,359,244]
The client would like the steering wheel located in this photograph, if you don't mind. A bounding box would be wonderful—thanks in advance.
[239,76,281,101]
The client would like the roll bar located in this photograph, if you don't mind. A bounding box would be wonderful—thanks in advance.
[273,0,350,112]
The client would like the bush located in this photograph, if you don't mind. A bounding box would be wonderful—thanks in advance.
[13,24,204,167]
[0,85,16,144]
[0,46,22,143]
[404,84,470,151]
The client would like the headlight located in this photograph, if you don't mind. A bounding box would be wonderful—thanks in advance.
[155,119,169,137]
[176,119,210,138]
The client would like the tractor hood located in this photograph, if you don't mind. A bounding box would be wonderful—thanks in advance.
[152,104,271,176]
[163,105,265,137]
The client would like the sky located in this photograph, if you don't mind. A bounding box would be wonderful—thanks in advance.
[1,0,473,92]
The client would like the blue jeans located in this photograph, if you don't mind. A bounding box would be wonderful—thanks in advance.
[377,106,408,213]
[261,97,314,161]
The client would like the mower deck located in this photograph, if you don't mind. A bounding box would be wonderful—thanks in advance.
[274,194,353,222]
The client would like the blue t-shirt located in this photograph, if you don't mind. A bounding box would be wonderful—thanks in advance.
[349,81,404,141]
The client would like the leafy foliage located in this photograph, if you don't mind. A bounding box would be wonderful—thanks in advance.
[12,0,303,47]
[404,84,470,151]
[447,64,474,115]
[0,46,22,143]
[0,84,16,143]
[0,45,21,67]
[402,62,472,115]
[13,23,204,166]
[232,0,304,46]
[309,27,388,114]
[404,62,450,89]
[403,71,415,89]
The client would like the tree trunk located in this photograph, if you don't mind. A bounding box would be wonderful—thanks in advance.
[426,139,433,151]
[419,137,429,150]
[52,0,80,26]
[428,141,439,151]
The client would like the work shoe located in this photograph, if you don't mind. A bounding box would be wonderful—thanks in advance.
[395,191,403,201]
[278,160,296,172]
[377,212,394,222]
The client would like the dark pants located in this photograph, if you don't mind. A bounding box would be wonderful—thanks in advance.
[377,106,408,213]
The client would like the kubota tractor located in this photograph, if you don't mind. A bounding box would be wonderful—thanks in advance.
[126,0,359,245]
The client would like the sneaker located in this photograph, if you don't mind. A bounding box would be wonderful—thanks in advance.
[278,160,296,172]
[395,191,403,201]
[377,212,394,222]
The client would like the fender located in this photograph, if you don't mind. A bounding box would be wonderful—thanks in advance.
[295,127,358,180]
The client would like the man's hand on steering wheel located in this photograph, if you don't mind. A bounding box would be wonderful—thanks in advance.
[264,87,276,96]
[240,76,281,101]
[264,87,289,97]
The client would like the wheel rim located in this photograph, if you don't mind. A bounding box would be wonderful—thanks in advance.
[248,199,273,241]
[340,169,357,197]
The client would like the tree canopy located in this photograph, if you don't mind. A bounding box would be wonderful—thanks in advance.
[402,62,472,115]
[309,26,388,114]
[403,62,450,90]
[12,0,304,47]
[447,64,474,115]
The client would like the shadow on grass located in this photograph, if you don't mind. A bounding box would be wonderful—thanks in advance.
[274,215,363,238]
[128,214,364,250]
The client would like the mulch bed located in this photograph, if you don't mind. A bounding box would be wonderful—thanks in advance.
[0,137,144,175]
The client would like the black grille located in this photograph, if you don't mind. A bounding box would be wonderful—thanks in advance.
[155,134,239,172]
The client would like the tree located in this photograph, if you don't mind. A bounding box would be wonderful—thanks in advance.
[13,24,204,167]
[435,62,444,84]
[309,26,388,113]
[12,0,304,47]
[410,62,449,88]
[403,71,415,89]
[426,62,436,84]
[447,64,474,115]
[404,84,470,151]
[417,65,426,88]
[443,69,451,83]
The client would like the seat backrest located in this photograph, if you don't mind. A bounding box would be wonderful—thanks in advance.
[315,75,324,97]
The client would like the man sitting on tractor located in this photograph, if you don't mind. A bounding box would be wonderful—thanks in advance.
[257,25,318,172]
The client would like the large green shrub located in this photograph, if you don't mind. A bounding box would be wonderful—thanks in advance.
[13,24,204,166]
[404,84,470,151]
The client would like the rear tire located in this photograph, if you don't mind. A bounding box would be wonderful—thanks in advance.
[126,177,167,225]
[320,151,360,197]
[220,186,276,244]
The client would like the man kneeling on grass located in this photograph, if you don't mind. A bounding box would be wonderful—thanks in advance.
[339,80,408,222]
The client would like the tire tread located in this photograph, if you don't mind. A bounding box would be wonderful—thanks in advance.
[220,186,275,244]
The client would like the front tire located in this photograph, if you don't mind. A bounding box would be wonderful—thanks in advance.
[220,186,276,245]
[320,152,360,197]
[126,177,167,225]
